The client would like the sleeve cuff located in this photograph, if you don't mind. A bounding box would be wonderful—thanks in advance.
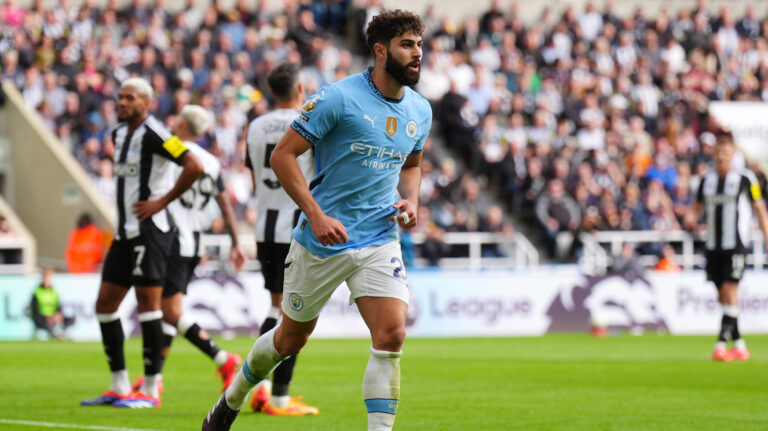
[291,121,319,146]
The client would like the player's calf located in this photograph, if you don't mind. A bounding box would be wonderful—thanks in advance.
[363,347,402,431]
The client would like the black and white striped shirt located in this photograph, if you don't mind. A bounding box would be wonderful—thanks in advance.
[697,169,762,252]
[245,109,314,244]
[168,142,224,258]
[112,115,188,240]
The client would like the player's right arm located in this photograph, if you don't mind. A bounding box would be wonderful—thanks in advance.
[685,179,705,231]
[271,128,347,246]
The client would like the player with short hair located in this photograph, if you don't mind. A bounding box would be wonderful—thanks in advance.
[687,131,768,361]
[81,77,204,408]
[244,62,318,416]
[202,10,431,430]
[130,105,246,394]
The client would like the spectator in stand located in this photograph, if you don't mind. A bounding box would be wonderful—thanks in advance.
[536,179,581,258]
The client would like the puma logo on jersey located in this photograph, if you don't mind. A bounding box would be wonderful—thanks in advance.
[364,115,377,128]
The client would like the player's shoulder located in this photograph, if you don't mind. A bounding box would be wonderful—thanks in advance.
[186,142,221,173]
[143,115,173,141]
[404,86,432,116]
[737,168,759,183]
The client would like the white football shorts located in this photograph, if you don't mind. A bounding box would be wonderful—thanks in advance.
[281,240,409,322]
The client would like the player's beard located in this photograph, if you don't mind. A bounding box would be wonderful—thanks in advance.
[117,109,138,123]
[385,50,420,86]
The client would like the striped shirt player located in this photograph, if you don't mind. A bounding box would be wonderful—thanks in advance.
[689,133,768,363]
[85,78,204,410]
[245,108,314,295]
[696,168,762,285]
[103,114,189,288]
[165,142,225,296]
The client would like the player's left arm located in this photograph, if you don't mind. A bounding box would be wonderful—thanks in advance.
[746,174,768,247]
[213,175,246,272]
[390,152,422,230]
[134,136,204,221]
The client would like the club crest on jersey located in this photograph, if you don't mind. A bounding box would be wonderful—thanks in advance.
[302,97,318,113]
[289,293,304,311]
[406,120,418,138]
[386,117,398,137]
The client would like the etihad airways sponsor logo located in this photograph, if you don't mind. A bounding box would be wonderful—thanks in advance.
[349,142,406,170]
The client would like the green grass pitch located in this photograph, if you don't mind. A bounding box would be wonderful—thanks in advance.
[1,334,767,430]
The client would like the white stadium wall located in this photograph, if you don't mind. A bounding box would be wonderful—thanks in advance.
[0,81,115,269]
[4,268,768,340]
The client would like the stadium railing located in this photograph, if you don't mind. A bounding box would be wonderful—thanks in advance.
[199,231,540,271]
[579,230,767,275]
[0,194,37,274]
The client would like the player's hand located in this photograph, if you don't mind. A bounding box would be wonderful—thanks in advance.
[309,213,348,246]
[389,199,417,230]
[133,199,167,222]
[229,244,246,273]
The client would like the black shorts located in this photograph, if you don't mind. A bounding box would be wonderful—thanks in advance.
[705,250,746,288]
[102,221,175,287]
[257,242,290,293]
[163,253,200,298]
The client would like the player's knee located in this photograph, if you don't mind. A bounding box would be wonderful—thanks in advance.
[95,293,119,313]
[373,325,406,352]
[275,333,308,357]
[135,289,162,311]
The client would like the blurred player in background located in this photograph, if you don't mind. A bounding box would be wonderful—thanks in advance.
[687,132,768,362]
[245,62,318,416]
[82,77,203,409]
[203,10,431,430]
[130,105,246,396]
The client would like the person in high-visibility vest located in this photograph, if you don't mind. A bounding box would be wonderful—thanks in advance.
[29,267,72,338]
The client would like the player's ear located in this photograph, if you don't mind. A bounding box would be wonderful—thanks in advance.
[373,42,386,61]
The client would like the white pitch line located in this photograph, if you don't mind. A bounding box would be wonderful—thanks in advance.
[0,419,164,431]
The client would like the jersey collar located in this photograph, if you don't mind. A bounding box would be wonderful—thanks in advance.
[364,68,404,104]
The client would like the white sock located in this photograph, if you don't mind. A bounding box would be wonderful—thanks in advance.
[224,328,285,410]
[715,341,727,350]
[141,374,162,398]
[162,321,178,337]
[734,338,747,350]
[722,304,739,317]
[213,350,229,368]
[363,347,402,431]
[270,394,290,408]
[110,370,131,396]
[268,306,281,320]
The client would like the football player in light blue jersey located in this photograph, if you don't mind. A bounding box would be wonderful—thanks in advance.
[203,9,430,431]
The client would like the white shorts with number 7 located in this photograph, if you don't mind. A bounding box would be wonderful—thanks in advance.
[281,240,409,323]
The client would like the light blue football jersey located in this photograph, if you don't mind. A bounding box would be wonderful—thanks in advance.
[290,68,432,257]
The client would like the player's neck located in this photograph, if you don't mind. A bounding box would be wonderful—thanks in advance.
[371,66,405,100]
[127,113,148,132]
[717,167,731,178]
[176,131,194,142]
[275,100,301,111]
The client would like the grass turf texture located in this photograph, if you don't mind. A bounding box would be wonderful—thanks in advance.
[1,335,767,430]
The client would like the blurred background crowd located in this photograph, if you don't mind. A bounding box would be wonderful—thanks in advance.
[3,0,768,265]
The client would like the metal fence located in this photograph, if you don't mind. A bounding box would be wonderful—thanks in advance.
[200,231,540,272]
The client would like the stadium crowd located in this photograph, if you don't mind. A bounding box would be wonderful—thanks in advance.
[4,0,768,263]
[417,0,768,258]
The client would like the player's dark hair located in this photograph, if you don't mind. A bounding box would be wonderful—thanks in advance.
[267,62,300,102]
[365,10,425,53]
[715,130,735,146]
